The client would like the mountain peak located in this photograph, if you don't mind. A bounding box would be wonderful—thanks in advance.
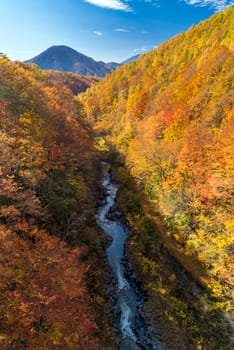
[25,46,119,77]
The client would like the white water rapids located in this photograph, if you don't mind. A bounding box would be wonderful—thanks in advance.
[97,168,165,350]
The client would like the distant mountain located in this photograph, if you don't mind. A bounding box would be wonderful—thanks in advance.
[121,54,141,64]
[25,45,120,77]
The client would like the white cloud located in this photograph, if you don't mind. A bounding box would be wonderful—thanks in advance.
[134,47,148,52]
[142,0,160,7]
[80,29,103,36]
[84,0,132,11]
[93,31,103,36]
[183,0,234,12]
[115,28,130,32]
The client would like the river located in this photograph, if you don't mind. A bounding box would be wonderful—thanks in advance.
[97,165,165,350]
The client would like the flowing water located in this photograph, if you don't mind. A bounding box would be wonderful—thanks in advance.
[97,167,165,350]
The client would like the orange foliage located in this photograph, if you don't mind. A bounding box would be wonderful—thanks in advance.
[0,56,102,349]
[80,6,234,297]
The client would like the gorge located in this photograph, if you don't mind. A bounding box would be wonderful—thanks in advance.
[0,4,233,350]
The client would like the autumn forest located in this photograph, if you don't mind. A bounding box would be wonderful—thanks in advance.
[0,5,233,350]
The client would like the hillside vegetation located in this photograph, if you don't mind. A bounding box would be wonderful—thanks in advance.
[1,5,234,350]
[0,57,114,349]
[81,4,234,338]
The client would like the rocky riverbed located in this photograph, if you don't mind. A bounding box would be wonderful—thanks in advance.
[96,166,165,350]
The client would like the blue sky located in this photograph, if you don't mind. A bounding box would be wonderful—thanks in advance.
[0,0,233,63]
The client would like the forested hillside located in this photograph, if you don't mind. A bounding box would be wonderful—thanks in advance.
[0,57,113,349]
[81,3,234,324]
[1,5,234,350]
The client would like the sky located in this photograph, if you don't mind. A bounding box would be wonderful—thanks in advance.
[0,0,233,63]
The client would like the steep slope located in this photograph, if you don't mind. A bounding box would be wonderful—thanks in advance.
[25,45,119,77]
[81,5,234,348]
[0,57,114,349]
